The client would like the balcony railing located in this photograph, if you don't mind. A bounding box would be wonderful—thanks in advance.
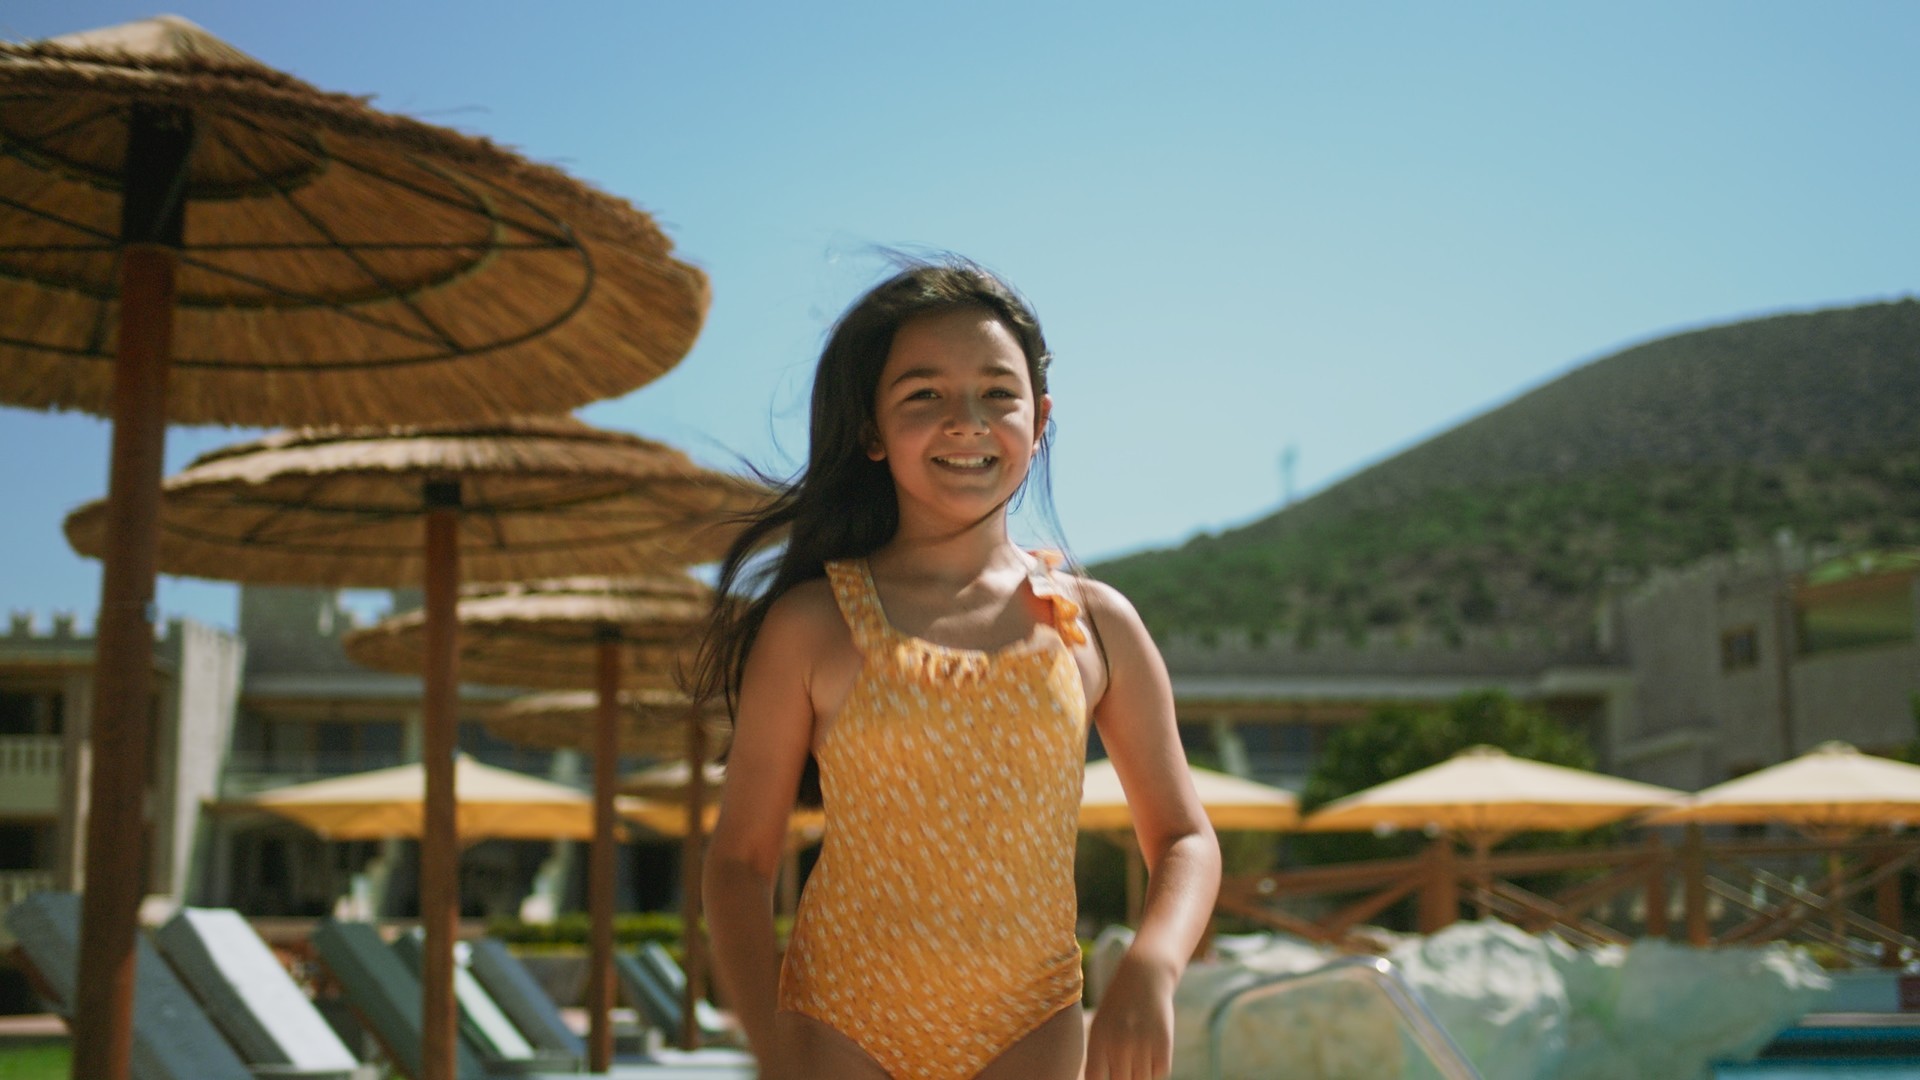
[0,736,62,817]
[0,735,62,780]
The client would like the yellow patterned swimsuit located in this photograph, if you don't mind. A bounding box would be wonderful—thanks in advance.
[777,551,1091,1079]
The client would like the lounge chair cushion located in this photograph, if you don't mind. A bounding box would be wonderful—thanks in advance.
[311,920,491,1080]
[391,931,542,1063]
[155,907,361,1075]
[466,938,585,1059]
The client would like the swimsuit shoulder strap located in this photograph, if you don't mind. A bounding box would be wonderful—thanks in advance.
[1025,550,1090,647]
[823,559,889,655]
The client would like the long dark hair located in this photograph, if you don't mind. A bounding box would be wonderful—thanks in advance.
[690,259,1077,800]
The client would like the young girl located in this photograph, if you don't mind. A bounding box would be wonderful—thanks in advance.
[696,261,1220,1080]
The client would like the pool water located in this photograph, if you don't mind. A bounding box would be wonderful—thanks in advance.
[1715,1063,1920,1078]
[1715,1019,1920,1078]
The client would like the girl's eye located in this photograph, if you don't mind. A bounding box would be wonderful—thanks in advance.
[986,388,1017,399]
[905,388,937,400]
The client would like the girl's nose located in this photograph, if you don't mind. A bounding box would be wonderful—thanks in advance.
[944,398,989,433]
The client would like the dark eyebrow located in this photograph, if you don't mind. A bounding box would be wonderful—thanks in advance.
[887,362,1022,389]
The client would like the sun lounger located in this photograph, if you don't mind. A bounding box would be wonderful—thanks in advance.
[153,906,374,1080]
[612,947,737,1048]
[390,929,581,1073]
[3,891,252,1080]
[310,919,500,1080]
[469,937,753,1075]
[611,950,683,1039]
[313,919,751,1079]
[632,943,734,1045]
[465,938,587,1061]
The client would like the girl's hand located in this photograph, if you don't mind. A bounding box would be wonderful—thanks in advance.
[1084,953,1178,1080]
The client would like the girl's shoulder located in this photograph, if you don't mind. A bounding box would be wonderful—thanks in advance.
[1045,564,1142,628]
[761,575,846,641]
[1062,571,1160,663]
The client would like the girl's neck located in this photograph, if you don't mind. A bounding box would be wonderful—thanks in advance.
[872,511,1025,585]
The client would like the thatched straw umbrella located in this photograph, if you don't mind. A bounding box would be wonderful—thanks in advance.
[3,16,708,1078]
[488,690,730,759]
[65,421,754,1073]
[343,575,722,1053]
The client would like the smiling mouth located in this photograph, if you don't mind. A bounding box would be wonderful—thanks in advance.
[932,455,996,469]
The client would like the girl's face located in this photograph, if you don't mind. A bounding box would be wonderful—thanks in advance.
[868,307,1051,532]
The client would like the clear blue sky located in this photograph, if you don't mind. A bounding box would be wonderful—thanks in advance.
[4,2,1918,632]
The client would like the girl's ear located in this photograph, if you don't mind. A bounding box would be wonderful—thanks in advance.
[1034,394,1053,447]
[864,422,886,461]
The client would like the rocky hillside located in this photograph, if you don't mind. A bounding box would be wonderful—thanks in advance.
[1094,299,1920,643]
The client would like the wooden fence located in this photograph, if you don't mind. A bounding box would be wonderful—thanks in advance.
[1217,830,1920,965]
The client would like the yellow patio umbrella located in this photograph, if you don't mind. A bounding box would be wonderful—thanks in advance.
[618,763,826,843]
[620,760,826,922]
[1080,759,1298,832]
[220,754,674,843]
[1644,742,1920,834]
[1643,742,1920,944]
[1301,745,1684,837]
[1082,759,1297,922]
[1300,746,1684,918]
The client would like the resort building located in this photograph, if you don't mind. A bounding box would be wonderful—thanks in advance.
[1154,544,1920,794]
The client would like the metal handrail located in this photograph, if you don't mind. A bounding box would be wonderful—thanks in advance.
[1206,955,1482,1080]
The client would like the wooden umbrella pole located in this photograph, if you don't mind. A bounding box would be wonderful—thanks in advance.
[1420,833,1459,933]
[420,482,462,1080]
[679,715,709,1051]
[587,631,621,1072]
[73,103,192,1080]
[1684,824,1709,946]
[1472,834,1494,920]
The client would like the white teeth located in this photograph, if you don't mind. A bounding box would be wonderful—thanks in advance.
[934,455,993,468]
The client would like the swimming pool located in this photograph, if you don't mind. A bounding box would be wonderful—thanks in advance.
[1715,1062,1920,1078]
[1716,1018,1920,1078]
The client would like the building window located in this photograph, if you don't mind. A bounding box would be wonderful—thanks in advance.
[1720,627,1760,672]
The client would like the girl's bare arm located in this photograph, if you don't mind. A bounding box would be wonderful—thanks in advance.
[1081,580,1222,1080]
[701,585,834,1059]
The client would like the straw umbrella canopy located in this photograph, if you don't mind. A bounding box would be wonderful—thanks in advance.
[339,573,726,1054]
[64,418,756,587]
[0,18,707,424]
[1300,746,1684,918]
[487,690,730,758]
[4,17,707,1078]
[65,423,754,1073]
[341,572,713,690]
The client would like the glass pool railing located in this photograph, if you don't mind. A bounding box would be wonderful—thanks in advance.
[1206,956,1483,1080]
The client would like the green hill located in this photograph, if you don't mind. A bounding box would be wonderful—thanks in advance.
[1094,299,1920,643]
